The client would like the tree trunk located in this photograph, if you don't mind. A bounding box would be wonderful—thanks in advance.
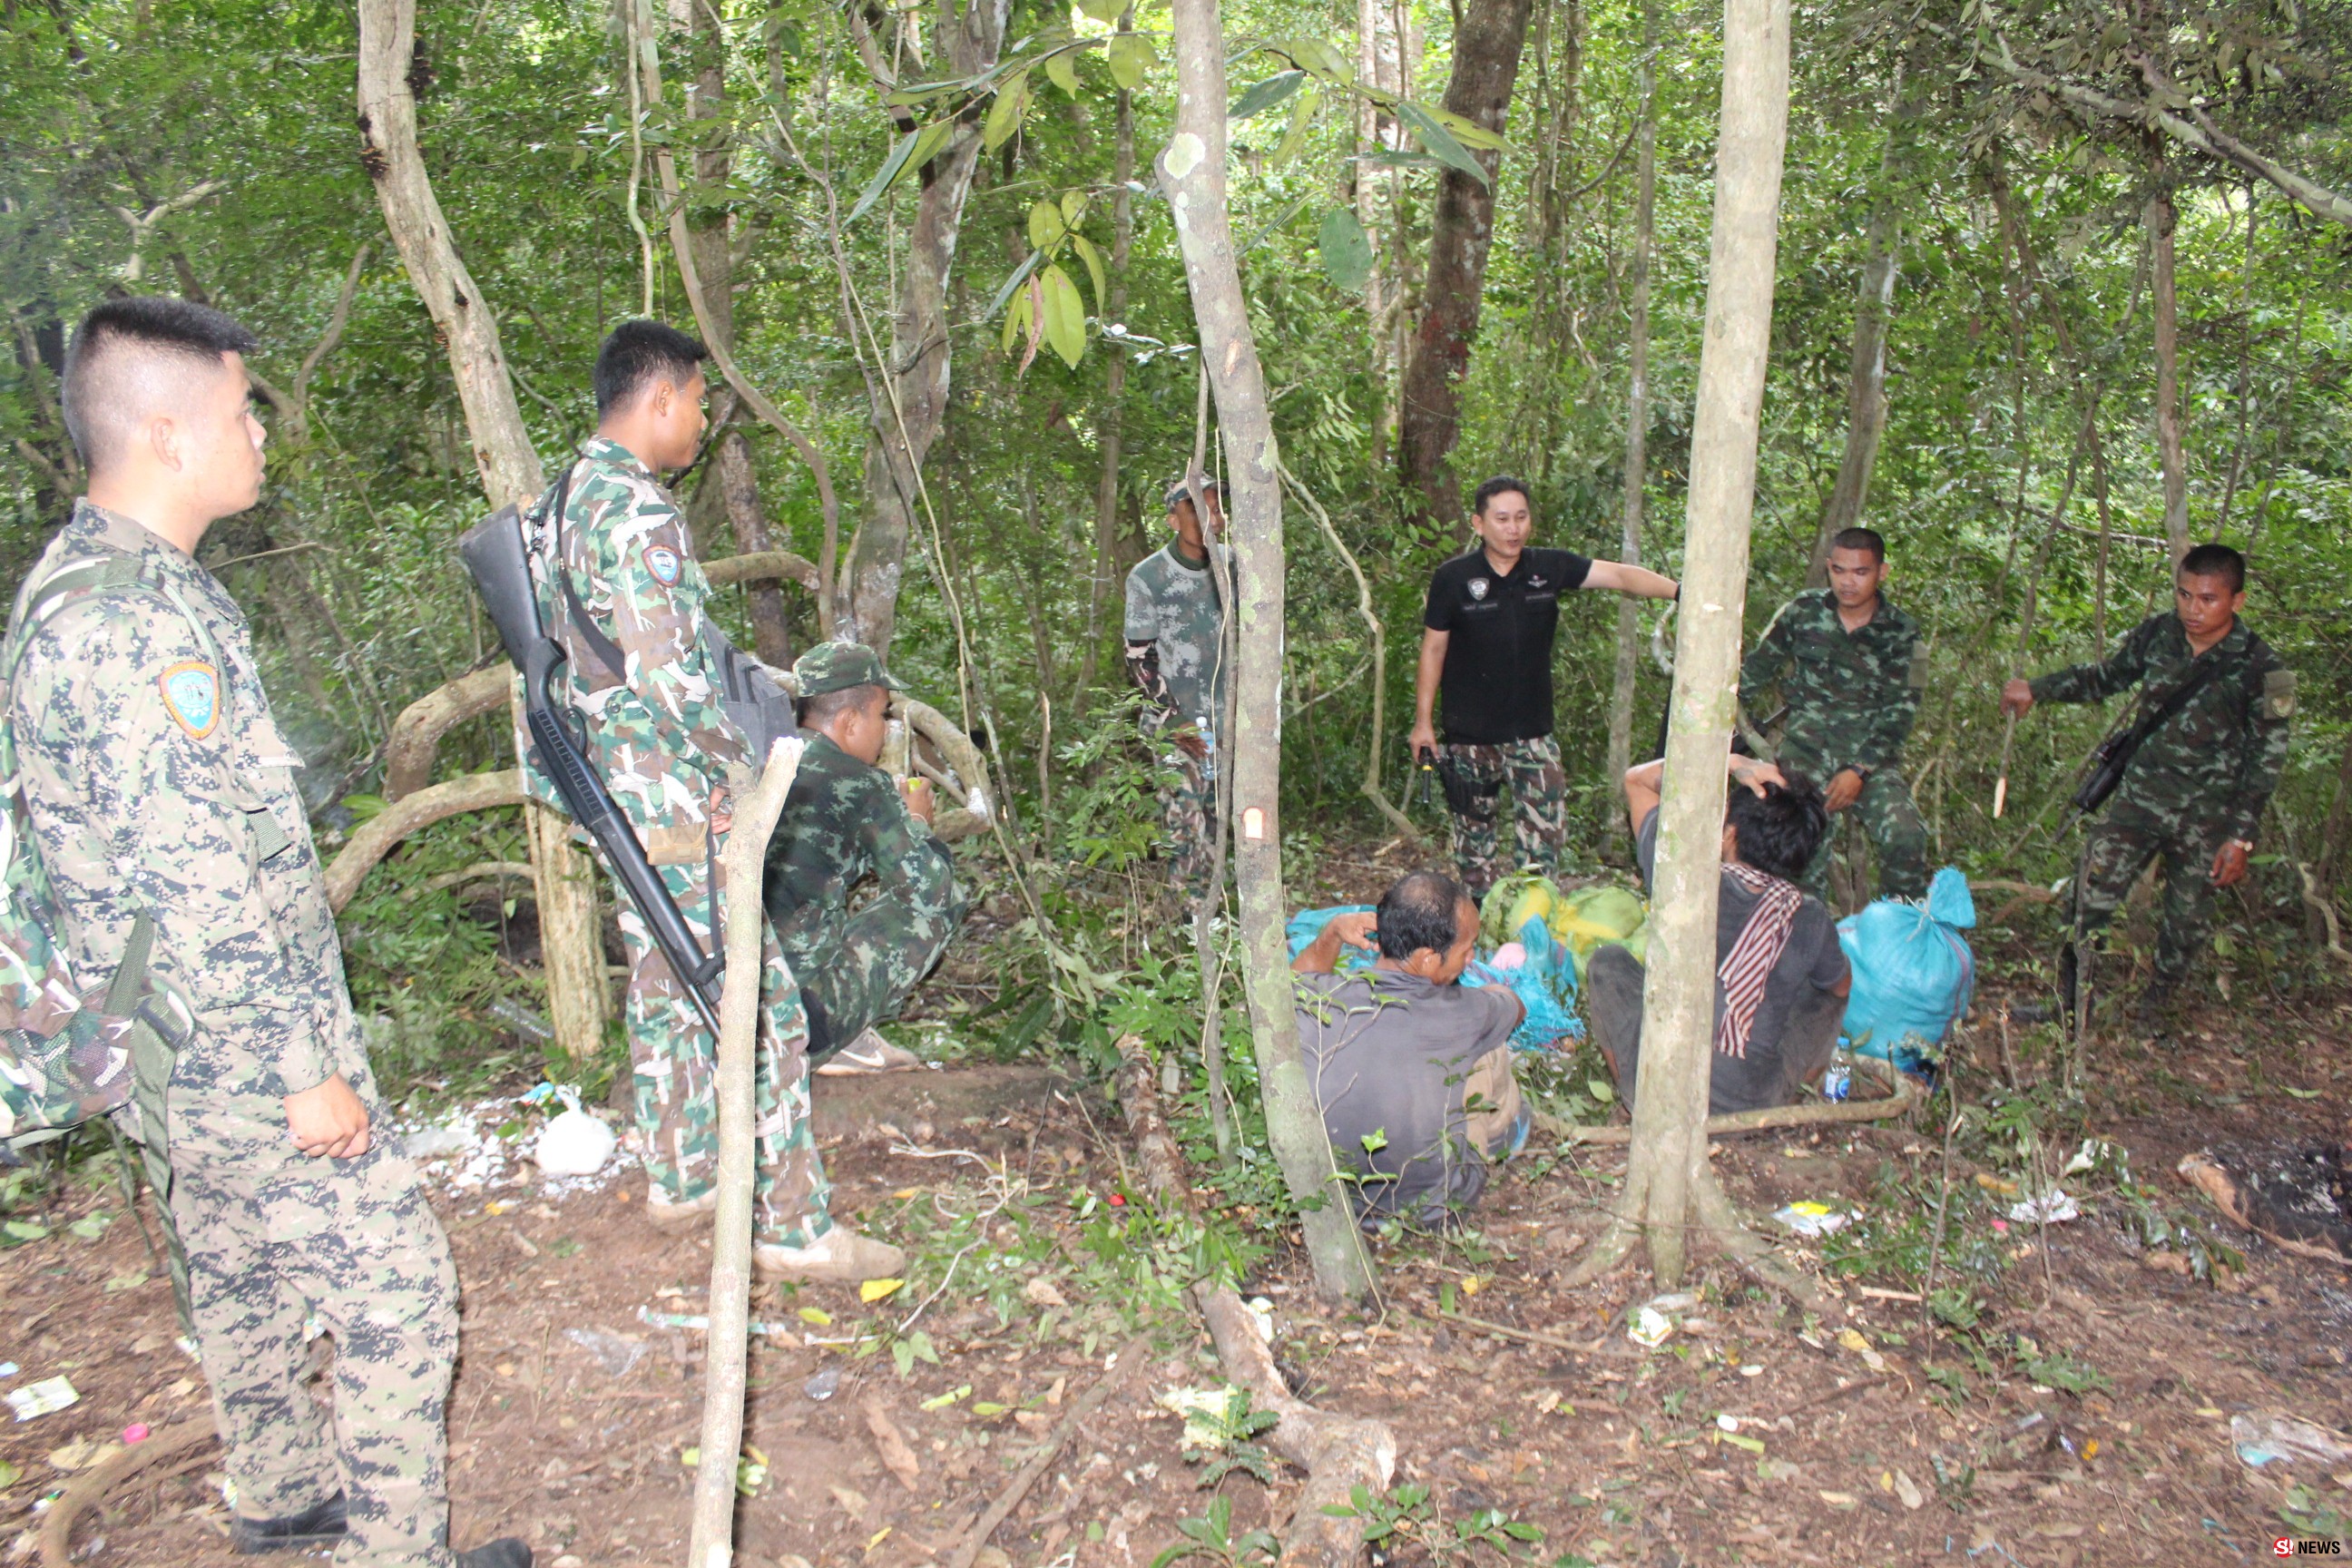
[1394,0,1535,531]
[357,0,607,1065]
[2318,731,2352,902]
[1161,0,1376,1300]
[1622,0,1792,1288]
[2147,175,2190,565]
[1604,2,1658,838]
[1804,88,1906,585]
[1072,35,1138,718]
[838,0,1011,652]
[674,0,793,667]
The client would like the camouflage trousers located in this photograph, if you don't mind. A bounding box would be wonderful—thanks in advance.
[172,1132,459,1567]
[616,842,829,1249]
[1157,743,1218,896]
[791,898,960,1052]
[1797,767,1929,903]
[2071,805,2224,985]
[1439,737,1566,899]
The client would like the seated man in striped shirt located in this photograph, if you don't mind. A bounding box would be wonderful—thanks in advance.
[1590,753,1850,1115]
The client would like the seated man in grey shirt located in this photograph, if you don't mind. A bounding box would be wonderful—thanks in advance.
[1591,750,1850,1115]
[1292,871,1530,1230]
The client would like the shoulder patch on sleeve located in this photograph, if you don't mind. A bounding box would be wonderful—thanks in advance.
[643,544,683,587]
[2262,667,2296,720]
[159,660,220,740]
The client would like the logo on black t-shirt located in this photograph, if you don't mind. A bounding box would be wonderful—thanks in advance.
[1469,578,1489,600]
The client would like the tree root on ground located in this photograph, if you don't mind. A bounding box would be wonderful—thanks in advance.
[1112,1034,1396,1568]
[39,1420,215,1568]
[1534,1054,1924,1145]
[946,1334,1153,1568]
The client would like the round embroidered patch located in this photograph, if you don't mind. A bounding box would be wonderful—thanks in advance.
[644,544,683,587]
[159,660,220,740]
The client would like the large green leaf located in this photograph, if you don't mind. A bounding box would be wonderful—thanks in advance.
[1273,83,1318,164]
[1396,101,1490,187]
[1070,231,1108,315]
[983,67,1032,152]
[1040,263,1086,368]
[1044,49,1081,95]
[1280,36,1350,81]
[1427,105,1511,152]
[1317,207,1373,293]
[846,122,950,225]
[1230,70,1304,121]
[1107,32,1153,91]
[1075,0,1124,22]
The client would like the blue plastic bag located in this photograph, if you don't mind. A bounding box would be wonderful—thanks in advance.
[1837,867,1975,1073]
[1462,916,1583,1051]
[1285,906,1378,973]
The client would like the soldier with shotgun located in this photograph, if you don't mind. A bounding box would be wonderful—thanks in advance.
[2001,543,2293,1027]
[524,320,899,1280]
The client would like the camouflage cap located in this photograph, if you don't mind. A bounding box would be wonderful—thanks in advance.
[793,641,909,698]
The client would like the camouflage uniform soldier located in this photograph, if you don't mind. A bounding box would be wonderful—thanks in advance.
[2003,543,2291,1019]
[1124,477,1231,895]
[1740,527,1931,901]
[763,644,967,1071]
[1411,476,1680,898]
[11,301,526,1565]
[527,320,898,1280]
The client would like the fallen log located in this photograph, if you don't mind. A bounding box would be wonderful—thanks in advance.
[1532,1053,1924,1146]
[324,769,527,912]
[40,1420,216,1568]
[1112,1034,1396,1568]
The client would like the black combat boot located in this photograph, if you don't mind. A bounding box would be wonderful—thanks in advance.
[456,1540,534,1568]
[2131,977,2176,1030]
[229,1492,348,1553]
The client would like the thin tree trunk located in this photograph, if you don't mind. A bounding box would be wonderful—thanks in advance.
[1395,0,1536,531]
[1805,83,1906,585]
[1073,32,1138,718]
[839,0,1011,652]
[1599,0,1795,1291]
[2318,733,2352,901]
[357,0,608,1066]
[1604,2,1658,838]
[2148,175,2190,565]
[1161,0,1376,1300]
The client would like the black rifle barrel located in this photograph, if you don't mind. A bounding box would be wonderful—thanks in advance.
[458,501,726,1039]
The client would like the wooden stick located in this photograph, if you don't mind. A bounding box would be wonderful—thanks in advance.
[1436,1307,1588,1355]
[945,1334,1152,1568]
[685,739,803,1568]
[1992,710,2018,818]
[1534,1055,1923,1145]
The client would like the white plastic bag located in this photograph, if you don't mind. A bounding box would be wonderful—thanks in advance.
[533,1086,616,1178]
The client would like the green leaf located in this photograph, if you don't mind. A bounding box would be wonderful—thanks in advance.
[1396,101,1490,187]
[918,1384,971,1410]
[1316,207,1371,293]
[906,1329,941,1366]
[1075,0,1124,22]
[1069,232,1108,316]
[1281,36,1350,81]
[1230,70,1304,121]
[1426,104,1510,152]
[1106,32,1153,91]
[1588,1077,1616,1103]
[1040,264,1087,368]
[1028,200,1068,251]
[1060,189,1090,228]
[983,68,1032,152]
[1044,49,1081,95]
[847,122,953,226]
[1272,83,1318,164]
[985,250,1044,321]
[1001,281,1033,354]
[892,1339,916,1377]
[2,1220,48,1244]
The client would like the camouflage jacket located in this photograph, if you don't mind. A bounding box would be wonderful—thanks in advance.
[761,734,964,980]
[1122,543,1231,740]
[526,436,749,863]
[9,503,368,1118]
[2030,612,2291,842]
[1740,589,1926,777]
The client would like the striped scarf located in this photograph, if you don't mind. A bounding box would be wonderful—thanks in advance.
[1716,862,1804,1059]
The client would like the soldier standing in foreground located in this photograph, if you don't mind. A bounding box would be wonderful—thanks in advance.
[762,642,967,1074]
[9,298,527,1565]
[2002,543,2292,1023]
[1409,475,1679,899]
[1123,477,1231,897]
[1740,526,1931,902]
[530,319,899,1279]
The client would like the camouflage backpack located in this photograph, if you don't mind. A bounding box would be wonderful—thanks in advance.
[0,544,193,1161]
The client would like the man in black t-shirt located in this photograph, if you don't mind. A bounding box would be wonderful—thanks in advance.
[1409,475,1680,897]
[1590,753,1850,1115]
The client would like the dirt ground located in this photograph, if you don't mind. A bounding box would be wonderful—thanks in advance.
[5,886,2352,1566]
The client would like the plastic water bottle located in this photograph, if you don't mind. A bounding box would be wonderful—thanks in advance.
[1822,1039,1854,1102]
[1196,715,1217,783]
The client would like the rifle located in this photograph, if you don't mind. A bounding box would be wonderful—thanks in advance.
[458,475,727,1038]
